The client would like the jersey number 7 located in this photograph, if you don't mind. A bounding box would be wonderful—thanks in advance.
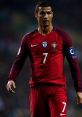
[43,53,48,64]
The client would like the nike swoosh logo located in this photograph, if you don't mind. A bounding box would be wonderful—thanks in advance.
[60,113,66,116]
[31,44,38,47]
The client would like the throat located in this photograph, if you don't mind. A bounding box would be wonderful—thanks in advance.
[38,26,53,35]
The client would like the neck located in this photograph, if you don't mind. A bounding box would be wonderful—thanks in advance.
[38,25,53,35]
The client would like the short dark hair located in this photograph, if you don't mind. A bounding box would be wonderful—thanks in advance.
[35,1,55,13]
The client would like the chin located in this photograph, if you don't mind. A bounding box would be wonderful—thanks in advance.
[43,24,49,27]
[41,23,49,29]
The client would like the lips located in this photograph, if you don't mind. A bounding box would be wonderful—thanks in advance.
[42,20,49,24]
[43,19,48,22]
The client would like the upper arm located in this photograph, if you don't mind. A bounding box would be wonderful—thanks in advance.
[63,32,78,61]
[16,35,29,61]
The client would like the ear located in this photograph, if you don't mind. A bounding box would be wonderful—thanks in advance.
[34,11,38,18]
[52,11,53,18]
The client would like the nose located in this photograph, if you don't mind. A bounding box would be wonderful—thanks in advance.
[44,13,48,18]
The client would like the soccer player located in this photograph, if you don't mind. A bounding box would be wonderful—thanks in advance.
[6,1,82,117]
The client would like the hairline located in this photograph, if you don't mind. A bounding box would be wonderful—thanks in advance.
[35,2,54,13]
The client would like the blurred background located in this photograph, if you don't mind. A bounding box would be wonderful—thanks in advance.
[0,0,82,117]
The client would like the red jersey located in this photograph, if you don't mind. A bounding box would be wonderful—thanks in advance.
[8,27,82,91]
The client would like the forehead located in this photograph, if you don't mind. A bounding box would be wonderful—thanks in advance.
[38,6,52,12]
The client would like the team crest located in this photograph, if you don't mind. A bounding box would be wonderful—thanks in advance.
[52,42,57,49]
[51,42,57,53]
[42,41,48,48]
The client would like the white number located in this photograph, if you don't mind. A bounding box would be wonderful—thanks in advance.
[43,53,48,64]
[62,102,66,112]
[60,102,66,116]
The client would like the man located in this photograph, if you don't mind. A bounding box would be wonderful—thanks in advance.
[6,1,82,117]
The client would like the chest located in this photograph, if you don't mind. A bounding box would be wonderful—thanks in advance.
[27,32,63,55]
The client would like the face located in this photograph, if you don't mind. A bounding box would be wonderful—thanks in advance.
[35,6,53,28]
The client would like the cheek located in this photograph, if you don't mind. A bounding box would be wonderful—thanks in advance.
[50,14,53,19]
[50,16,53,21]
[38,17,43,22]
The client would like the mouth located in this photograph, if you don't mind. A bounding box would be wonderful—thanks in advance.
[43,19,48,22]
[42,20,49,24]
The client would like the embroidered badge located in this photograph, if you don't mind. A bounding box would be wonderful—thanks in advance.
[42,41,48,48]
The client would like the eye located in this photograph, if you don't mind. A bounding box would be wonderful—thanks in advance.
[47,12,51,15]
[39,11,52,15]
[40,11,45,15]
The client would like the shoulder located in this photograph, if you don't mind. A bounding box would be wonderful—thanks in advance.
[54,26,72,45]
[21,29,37,43]
[23,29,37,39]
[54,26,69,36]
